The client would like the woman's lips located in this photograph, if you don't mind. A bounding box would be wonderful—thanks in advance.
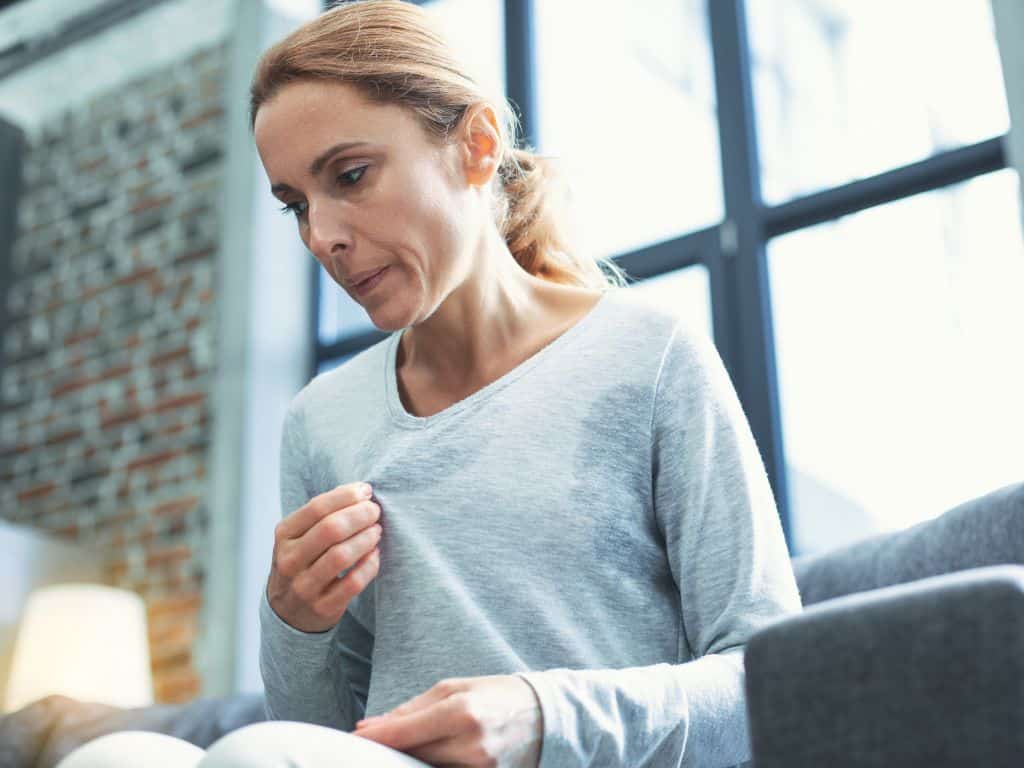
[354,266,388,296]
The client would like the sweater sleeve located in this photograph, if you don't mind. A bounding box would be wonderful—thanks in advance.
[516,319,803,768]
[259,398,376,730]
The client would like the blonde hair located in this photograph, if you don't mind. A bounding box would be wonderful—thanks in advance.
[249,0,630,291]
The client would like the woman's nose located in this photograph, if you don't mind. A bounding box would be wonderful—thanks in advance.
[306,200,353,257]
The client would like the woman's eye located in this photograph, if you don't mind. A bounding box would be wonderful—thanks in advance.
[277,166,368,220]
[278,201,307,219]
[339,165,368,186]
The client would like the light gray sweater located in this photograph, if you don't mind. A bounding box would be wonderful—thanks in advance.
[259,286,803,767]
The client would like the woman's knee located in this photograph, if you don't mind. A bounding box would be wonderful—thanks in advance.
[199,721,429,768]
[55,730,205,768]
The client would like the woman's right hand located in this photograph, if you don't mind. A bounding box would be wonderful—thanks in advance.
[267,482,383,633]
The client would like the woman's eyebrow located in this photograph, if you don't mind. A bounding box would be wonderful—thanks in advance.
[271,140,374,195]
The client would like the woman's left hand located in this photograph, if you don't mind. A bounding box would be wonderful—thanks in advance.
[352,674,543,768]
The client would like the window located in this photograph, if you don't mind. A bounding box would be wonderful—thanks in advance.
[316,351,355,377]
[769,168,1024,553]
[311,0,1020,557]
[628,265,713,342]
[423,0,505,98]
[747,0,1010,204]
[746,0,1017,555]
[534,0,723,262]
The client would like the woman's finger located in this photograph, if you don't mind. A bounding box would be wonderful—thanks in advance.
[354,695,464,751]
[405,733,479,766]
[381,677,468,720]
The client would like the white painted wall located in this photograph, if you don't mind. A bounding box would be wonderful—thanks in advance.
[224,0,320,696]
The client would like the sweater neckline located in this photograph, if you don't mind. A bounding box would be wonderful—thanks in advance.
[385,289,615,429]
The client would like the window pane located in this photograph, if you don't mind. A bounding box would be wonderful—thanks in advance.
[316,352,356,377]
[424,0,505,98]
[535,0,723,261]
[318,263,375,345]
[627,265,713,342]
[769,169,1024,556]
[747,0,1011,205]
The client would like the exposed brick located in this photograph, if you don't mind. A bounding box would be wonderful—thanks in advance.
[152,495,200,518]
[97,508,136,529]
[148,274,167,297]
[16,481,57,502]
[3,40,228,705]
[145,544,191,568]
[130,195,173,215]
[54,522,79,537]
[152,392,204,414]
[96,364,132,383]
[150,617,197,650]
[77,154,109,173]
[100,406,143,430]
[150,346,189,367]
[151,648,192,673]
[147,591,201,619]
[105,559,130,581]
[51,374,95,398]
[179,107,223,131]
[125,449,183,472]
[173,247,215,266]
[66,326,101,346]
[0,443,31,459]
[153,667,201,704]
[113,266,159,288]
[44,428,83,446]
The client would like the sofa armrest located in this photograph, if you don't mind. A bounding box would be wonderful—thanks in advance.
[744,564,1024,768]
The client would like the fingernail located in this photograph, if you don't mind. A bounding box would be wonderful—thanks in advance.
[360,483,373,498]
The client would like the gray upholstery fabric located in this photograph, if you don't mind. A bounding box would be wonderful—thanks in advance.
[0,692,266,768]
[746,479,1024,768]
[790,480,1024,604]
[745,564,1024,767]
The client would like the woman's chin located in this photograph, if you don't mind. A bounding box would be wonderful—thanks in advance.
[364,304,409,334]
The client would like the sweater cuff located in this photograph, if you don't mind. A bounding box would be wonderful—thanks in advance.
[259,588,338,649]
[515,670,576,768]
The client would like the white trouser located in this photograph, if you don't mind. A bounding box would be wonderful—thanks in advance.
[55,721,433,768]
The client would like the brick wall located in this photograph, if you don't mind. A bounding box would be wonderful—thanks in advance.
[0,42,228,704]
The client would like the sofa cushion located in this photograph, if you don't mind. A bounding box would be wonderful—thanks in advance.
[790,480,1024,605]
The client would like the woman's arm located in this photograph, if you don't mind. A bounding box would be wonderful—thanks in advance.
[517,318,803,768]
[259,400,375,730]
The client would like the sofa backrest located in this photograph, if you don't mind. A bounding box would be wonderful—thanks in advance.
[789,480,1024,606]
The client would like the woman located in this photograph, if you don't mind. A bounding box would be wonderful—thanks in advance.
[58,1,801,766]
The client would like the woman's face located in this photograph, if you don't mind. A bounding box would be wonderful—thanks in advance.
[254,79,488,331]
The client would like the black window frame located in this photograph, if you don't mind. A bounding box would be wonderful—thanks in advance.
[312,0,1011,554]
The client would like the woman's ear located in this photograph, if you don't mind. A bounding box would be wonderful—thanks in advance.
[459,102,502,188]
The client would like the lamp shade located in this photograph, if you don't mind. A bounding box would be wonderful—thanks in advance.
[3,584,154,712]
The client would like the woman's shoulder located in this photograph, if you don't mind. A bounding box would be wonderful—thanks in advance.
[599,286,697,346]
[293,333,393,410]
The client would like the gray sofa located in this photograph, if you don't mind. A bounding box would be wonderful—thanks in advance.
[2,480,1020,767]
[748,479,1024,767]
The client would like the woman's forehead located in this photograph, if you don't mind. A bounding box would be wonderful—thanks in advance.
[255,80,412,147]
